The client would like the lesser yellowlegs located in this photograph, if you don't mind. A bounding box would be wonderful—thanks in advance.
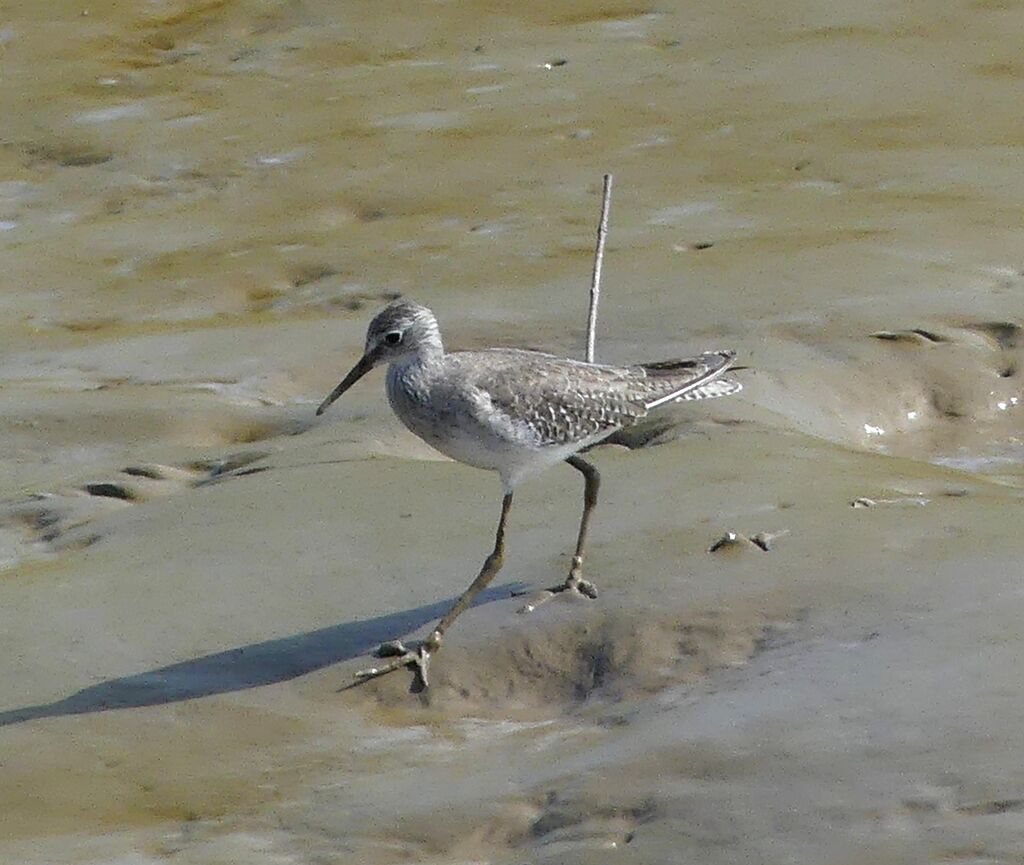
[317,300,741,686]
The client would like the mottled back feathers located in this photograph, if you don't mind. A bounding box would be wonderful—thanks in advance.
[442,348,738,447]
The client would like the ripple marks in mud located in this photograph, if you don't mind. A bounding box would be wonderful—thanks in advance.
[0,452,269,569]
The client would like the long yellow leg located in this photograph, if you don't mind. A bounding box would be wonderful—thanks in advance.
[518,455,601,613]
[355,492,513,688]
[427,491,513,645]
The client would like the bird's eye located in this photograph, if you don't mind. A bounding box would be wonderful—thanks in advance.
[384,331,403,346]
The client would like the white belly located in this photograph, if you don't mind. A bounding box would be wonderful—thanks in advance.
[385,359,592,488]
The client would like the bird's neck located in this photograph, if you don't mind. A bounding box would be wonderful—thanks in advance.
[392,339,445,377]
[412,328,446,366]
[386,342,445,408]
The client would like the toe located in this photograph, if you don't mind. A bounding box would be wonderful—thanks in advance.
[376,639,410,657]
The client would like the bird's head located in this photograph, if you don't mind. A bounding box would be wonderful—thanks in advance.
[316,300,441,415]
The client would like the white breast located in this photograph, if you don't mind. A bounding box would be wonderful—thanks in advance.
[384,358,581,488]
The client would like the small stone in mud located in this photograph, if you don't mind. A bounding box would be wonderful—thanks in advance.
[908,328,946,342]
[749,528,786,548]
[24,141,113,167]
[122,465,166,480]
[58,317,118,333]
[870,328,947,344]
[708,531,771,553]
[956,797,1024,816]
[708,531,741,552]
[291,264,339,287]
[356,206,388,222]
[851,495,929,508]
[83,483,135,501]
[708,529,786,553]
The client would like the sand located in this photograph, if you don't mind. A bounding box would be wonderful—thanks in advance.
[2,0,1024,862]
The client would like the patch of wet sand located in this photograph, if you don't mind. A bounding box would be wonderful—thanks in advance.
[2,421,1023,862]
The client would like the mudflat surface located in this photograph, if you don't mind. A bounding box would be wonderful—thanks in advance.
[2,1,1024,862]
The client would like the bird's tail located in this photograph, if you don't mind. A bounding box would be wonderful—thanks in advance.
[641,350,739,409]
[675,377,742,401]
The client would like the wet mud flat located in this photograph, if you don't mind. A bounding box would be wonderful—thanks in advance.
[2,412,1024,864]
[3,0,1024,862]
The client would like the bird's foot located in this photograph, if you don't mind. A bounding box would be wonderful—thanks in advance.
[352,635,439,690]
[517,562,599,614]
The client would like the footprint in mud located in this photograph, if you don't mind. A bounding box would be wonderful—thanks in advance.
[0,451,270,566]
[892,783,1024,860]
[355,604,800,716]
[371,784,655,861]
[972,320,1020,351]
[868,320,1022,433]
[511,790,655,853]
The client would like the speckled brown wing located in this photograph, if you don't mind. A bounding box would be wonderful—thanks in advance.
[452,349,735,447]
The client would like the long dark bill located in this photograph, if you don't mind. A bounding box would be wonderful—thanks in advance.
[316,353,375,415]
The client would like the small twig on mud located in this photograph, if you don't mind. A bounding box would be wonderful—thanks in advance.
[586,173,613,363]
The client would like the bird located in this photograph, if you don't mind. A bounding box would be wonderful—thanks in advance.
[316,299,741,687]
